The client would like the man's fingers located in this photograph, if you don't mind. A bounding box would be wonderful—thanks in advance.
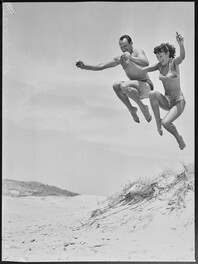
[76,61,82,67]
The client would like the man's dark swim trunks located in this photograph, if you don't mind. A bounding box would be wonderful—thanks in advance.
[141,79,154,90]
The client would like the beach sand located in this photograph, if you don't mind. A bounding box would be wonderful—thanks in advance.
[2,187,194,262]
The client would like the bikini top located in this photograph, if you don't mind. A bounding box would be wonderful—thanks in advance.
[159,60,179,81]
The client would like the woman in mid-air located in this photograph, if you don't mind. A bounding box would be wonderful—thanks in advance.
[143,32,186,150]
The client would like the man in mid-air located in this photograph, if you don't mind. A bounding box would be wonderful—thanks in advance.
[76,34,153,123]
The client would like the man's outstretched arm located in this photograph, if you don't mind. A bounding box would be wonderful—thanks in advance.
[76,57,119,71]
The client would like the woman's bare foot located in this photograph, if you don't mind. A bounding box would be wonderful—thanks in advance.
[156,119,163,135]
[130,107,140,123]
[177,135,186,150]
[142,105,152,122]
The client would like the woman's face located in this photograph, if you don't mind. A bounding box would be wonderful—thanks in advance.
[156,51,170,65]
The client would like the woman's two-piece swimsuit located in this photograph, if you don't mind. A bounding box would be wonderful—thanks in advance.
[159,61,185,109]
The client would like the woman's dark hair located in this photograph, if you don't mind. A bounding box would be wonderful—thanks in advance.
[119,35,133,44]
[154,43,176,58]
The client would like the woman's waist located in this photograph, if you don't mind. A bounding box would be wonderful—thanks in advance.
[165,90,184,98]
[161,77,180,86]
[164,83,181,94]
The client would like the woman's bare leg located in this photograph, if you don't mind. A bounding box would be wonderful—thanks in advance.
[162,100,186,149]
[149,91,169,135]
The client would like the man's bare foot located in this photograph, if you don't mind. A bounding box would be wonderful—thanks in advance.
[157,128,163,136]
[156,119,163,136]
[130,107,140,123]
[177,135,186,150]
[142,105,152,122]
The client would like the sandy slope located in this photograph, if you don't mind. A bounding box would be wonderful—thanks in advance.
[2,167,195,262]
[2,195,107,262]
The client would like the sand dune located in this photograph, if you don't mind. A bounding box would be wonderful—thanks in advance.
[2,163,194,261]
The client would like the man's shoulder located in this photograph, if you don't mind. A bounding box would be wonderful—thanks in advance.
[133,47,145,54]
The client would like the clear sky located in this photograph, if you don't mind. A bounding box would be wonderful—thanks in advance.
[3,2,194,196]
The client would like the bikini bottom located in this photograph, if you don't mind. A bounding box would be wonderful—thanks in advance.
[165,94,185,108]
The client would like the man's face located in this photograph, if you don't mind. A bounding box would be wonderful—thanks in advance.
[119,38,133,53]
[156,52,170,65]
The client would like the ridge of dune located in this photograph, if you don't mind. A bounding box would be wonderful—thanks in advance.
[67,162,194,261]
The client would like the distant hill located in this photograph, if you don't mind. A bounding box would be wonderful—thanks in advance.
[2,179,79,197]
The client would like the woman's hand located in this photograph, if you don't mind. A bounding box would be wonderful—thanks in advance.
[176,32,184,45]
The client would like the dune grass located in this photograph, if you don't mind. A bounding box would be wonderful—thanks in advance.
[90,162,194,219]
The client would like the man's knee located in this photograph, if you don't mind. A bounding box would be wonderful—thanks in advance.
[113,82,122,93]
[120,83,138,95]
[120,82,129,94]
[149,90,158,100]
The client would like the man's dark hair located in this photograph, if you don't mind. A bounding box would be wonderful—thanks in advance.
[154,43,176,58]
[119,35,133,44]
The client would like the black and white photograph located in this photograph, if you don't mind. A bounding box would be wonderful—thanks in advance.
[2,2,195,262]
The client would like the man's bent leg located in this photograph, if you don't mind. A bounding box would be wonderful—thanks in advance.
[113,81,140,123]
[121,81,152,122]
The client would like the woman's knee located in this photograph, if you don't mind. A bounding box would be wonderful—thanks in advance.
[161,118,170,129]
